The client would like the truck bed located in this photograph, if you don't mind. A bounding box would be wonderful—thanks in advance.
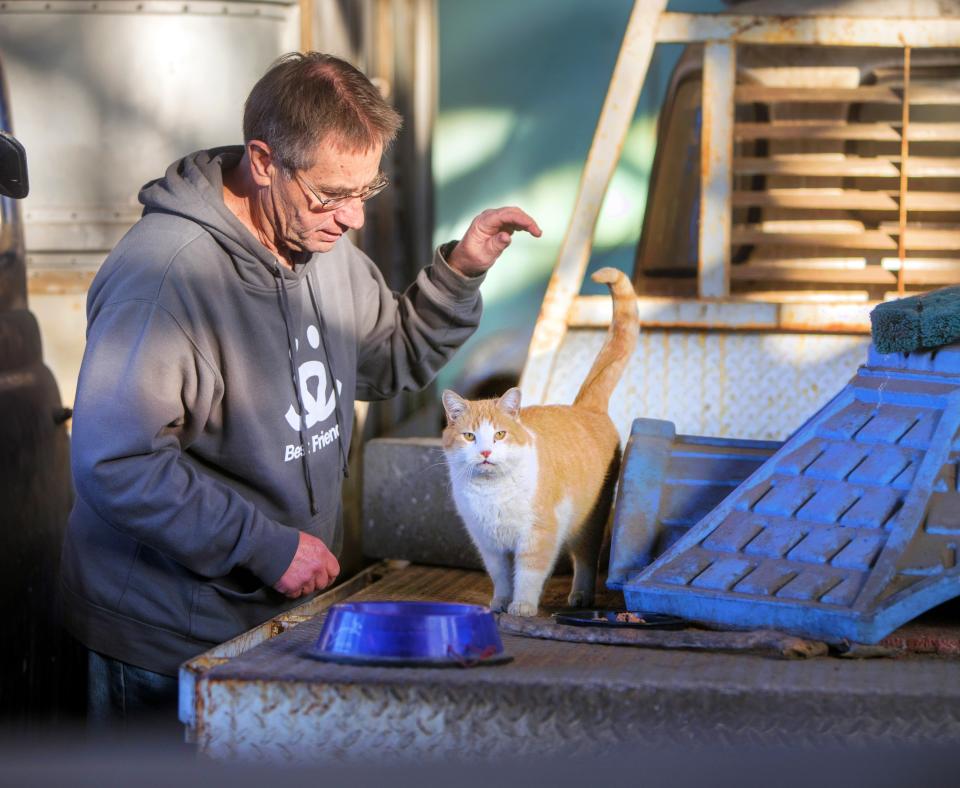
[182,563,960,761]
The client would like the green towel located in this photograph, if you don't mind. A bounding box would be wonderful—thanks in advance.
[870,286,960,354]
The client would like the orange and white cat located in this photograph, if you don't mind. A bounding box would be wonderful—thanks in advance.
[441,268,638,617]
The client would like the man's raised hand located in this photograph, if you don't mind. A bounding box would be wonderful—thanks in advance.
[447,206,542,278]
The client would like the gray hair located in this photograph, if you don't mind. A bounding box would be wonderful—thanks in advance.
[243,51,403,172]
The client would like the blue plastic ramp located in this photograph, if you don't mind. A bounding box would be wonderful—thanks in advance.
[621,342,960,644]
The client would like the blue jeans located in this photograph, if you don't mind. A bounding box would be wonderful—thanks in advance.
[87,650,180,737]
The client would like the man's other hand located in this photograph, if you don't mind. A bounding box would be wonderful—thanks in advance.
[447,206,542,277]
[273,531,340,598]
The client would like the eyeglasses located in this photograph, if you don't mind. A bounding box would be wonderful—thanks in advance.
[294,171,390,211]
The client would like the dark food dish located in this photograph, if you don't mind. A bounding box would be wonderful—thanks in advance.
[552,609,688,629]
[309,600,512,667]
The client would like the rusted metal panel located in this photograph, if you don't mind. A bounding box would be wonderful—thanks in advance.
[698,41,735,299]
[519,0,667,405]
[656,13,960,48]
[730,264,897,285]
[544,328,869,442]
[732,189,900,210]
[733,84,960,104]
[568,295,873,334]
[569,295,778,329]
[735,122,903,142]
[777,303,875,333]
[733,156,901,177]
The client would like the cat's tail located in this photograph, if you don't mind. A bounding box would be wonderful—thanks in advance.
[573,267,639,413]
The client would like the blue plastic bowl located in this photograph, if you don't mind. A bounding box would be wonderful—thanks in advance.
[310,601,510,667]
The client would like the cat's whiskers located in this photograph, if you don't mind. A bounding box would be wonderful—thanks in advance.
[419,457,455,474]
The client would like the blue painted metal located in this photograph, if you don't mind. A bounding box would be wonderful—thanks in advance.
[608,419,779,588]
[621,342,960,644]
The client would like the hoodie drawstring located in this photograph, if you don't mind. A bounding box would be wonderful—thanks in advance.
[306,275,350,480]
[273,261,321,516]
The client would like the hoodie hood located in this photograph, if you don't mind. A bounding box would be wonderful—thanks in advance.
[139,146,296,289]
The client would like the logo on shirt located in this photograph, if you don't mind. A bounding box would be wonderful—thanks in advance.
[285,323,342,432]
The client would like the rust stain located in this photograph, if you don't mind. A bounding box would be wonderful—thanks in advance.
[269,614,311,638]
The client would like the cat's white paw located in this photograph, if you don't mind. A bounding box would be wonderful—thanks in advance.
[507,601,537,617]
[567,591,594,609]
[489,596,510,613]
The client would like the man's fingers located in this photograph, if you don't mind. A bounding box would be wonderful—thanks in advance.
[480,206,542,238]
[273,531,341,598]
[327,553,341,578]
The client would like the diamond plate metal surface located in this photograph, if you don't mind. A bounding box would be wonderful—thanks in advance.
[188,566,960,761]
[545,329,870,442]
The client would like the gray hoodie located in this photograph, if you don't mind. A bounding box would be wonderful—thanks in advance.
[59,147,483,675]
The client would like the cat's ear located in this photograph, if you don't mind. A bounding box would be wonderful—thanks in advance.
[496,387,522,419]
[442,389,469,424]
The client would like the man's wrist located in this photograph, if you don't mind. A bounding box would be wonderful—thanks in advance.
[441,240,483,279]
[439,239,459,262]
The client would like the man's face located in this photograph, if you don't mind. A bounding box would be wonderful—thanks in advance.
[270,141,384,255]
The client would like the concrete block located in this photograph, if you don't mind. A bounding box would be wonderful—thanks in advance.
[362,437,483,570]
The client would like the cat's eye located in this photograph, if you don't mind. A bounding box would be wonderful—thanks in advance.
[494,431,506,440]
[462,432,476,442]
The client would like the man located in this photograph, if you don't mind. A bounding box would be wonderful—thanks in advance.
[60,52,541,726]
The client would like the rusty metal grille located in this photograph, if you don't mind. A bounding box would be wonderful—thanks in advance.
[730,52,960,300]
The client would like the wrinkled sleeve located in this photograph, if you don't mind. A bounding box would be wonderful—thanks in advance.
[71,299,300,585]
[353,243,484,400]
